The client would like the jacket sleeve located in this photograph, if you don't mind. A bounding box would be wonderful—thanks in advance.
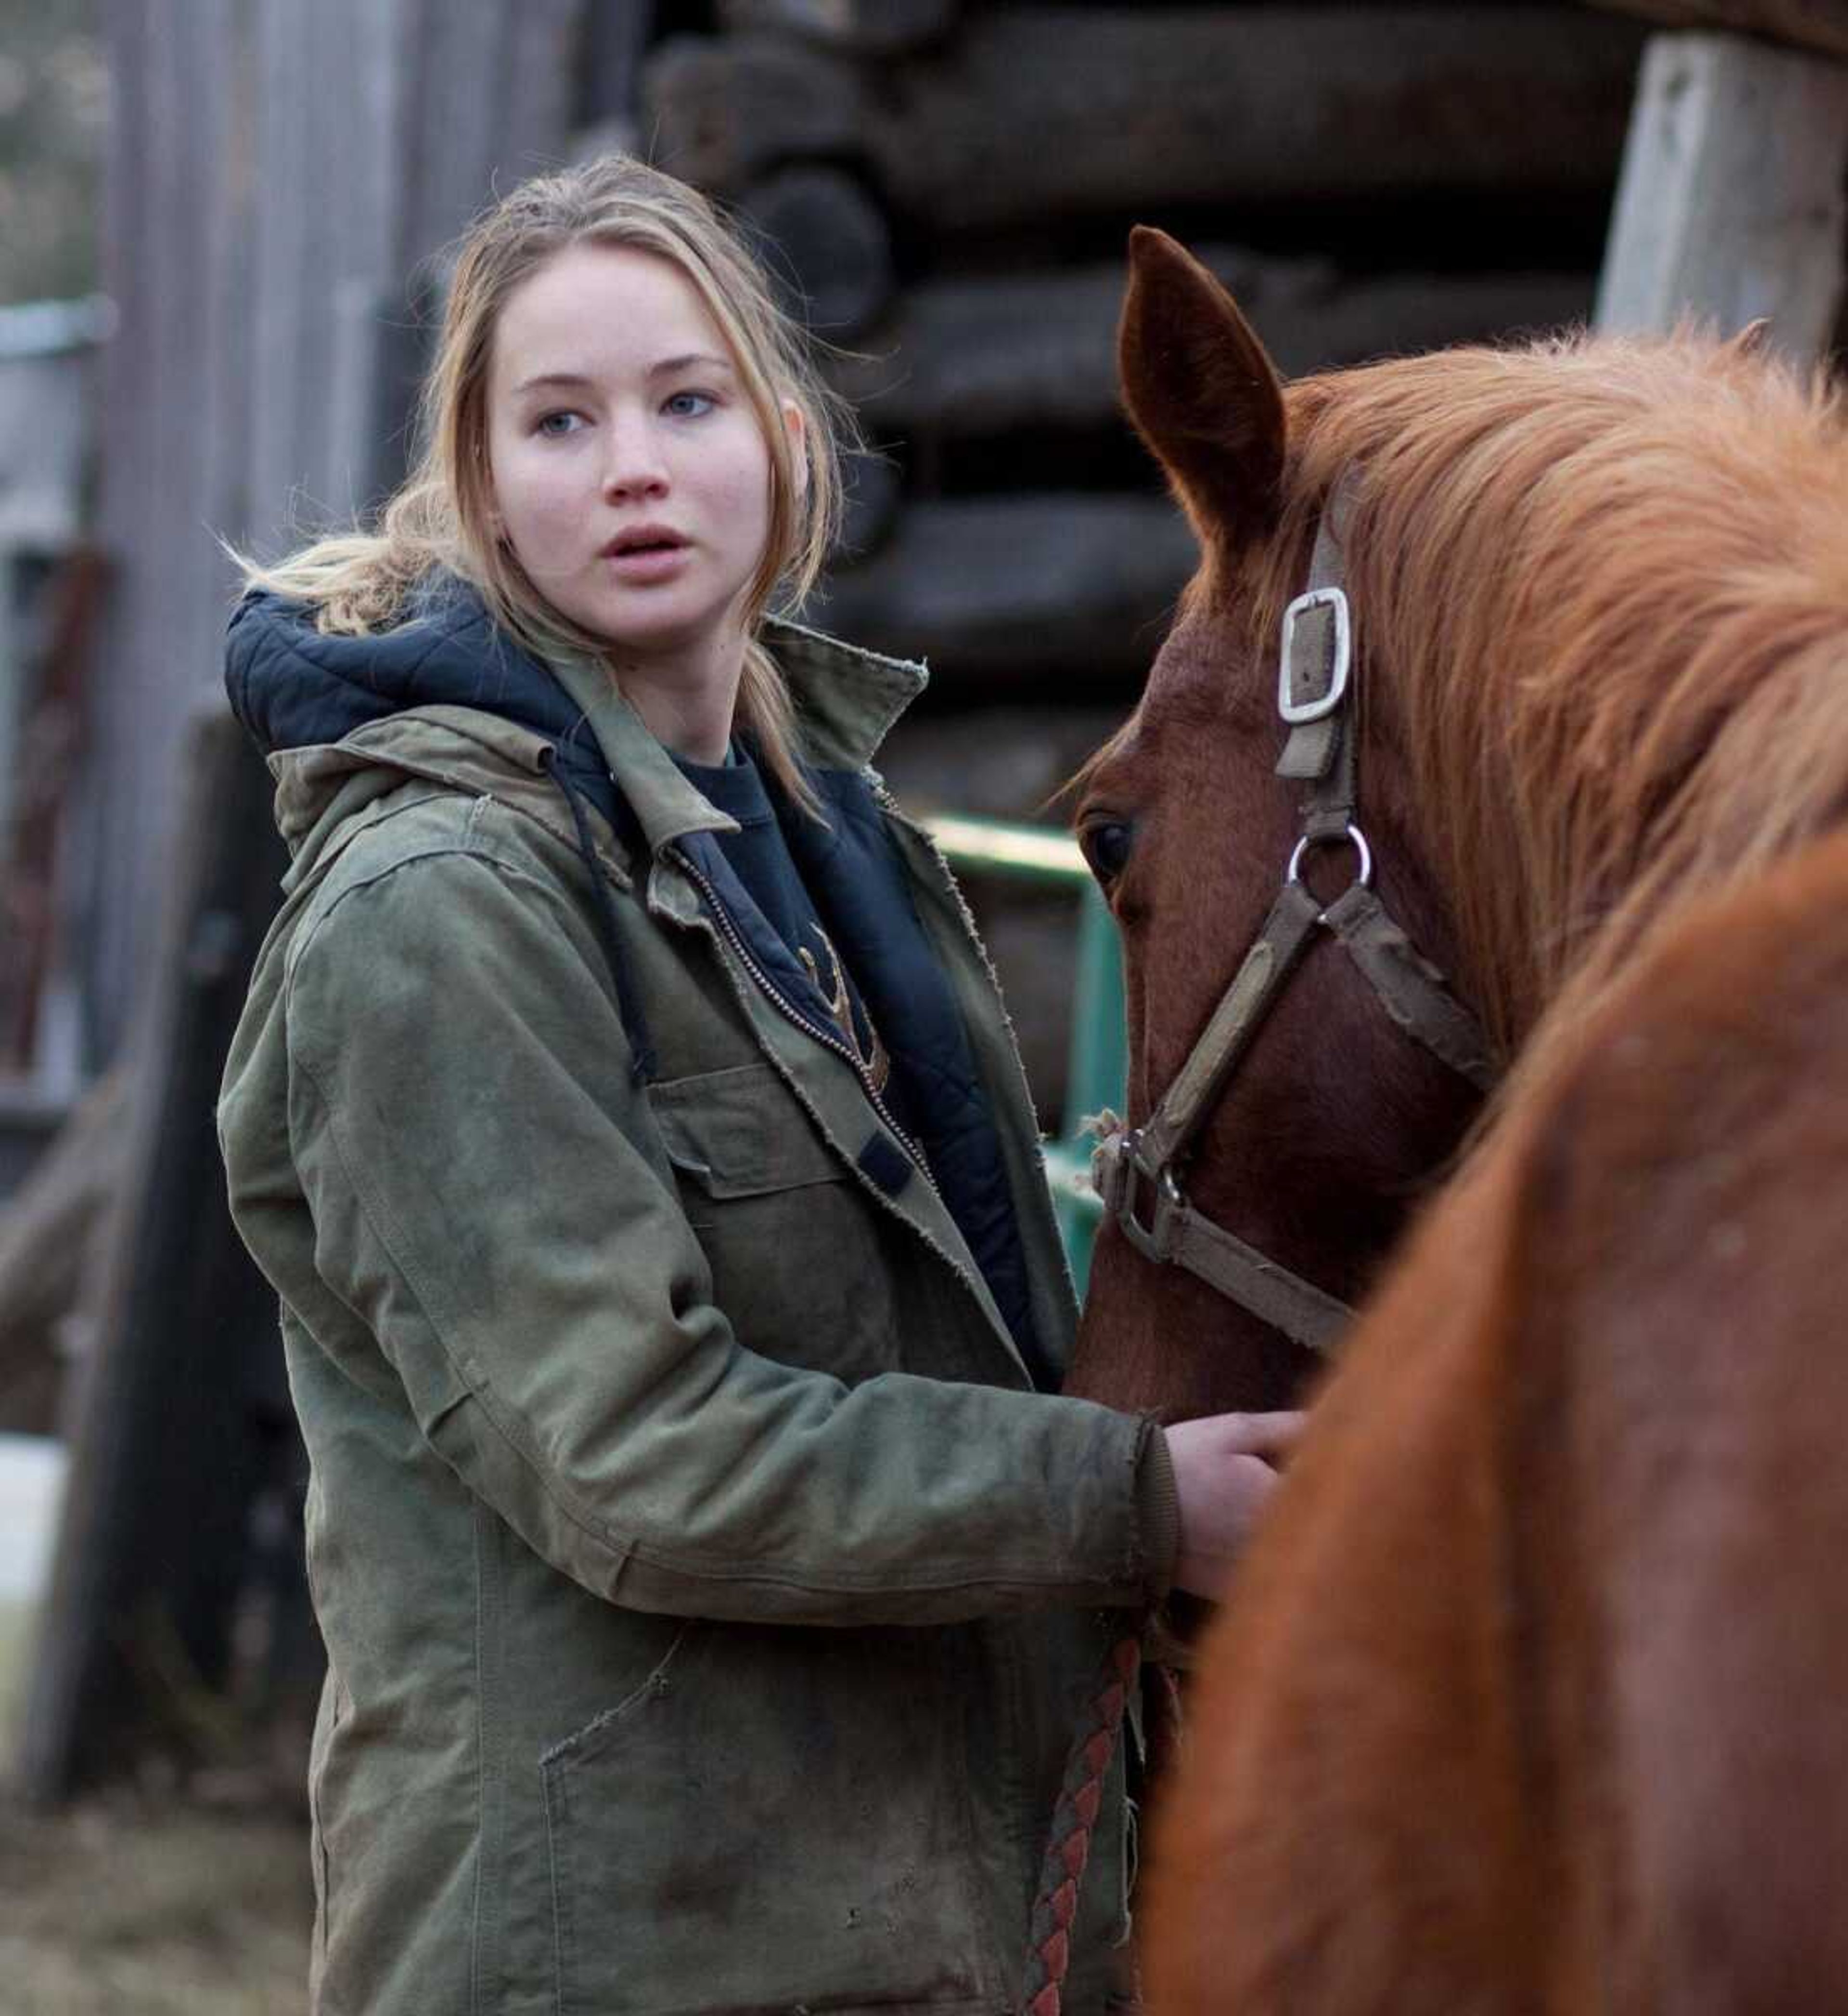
[281,835,1176,1626]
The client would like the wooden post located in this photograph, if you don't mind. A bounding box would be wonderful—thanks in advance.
[1595,31,1848,356]
[18,711,287,1800]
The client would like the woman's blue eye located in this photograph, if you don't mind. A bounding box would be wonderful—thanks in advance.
[536,411,583,438]
[664,390,715,418]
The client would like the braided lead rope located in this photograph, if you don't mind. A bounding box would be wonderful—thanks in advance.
[1020,1634,1144,2016]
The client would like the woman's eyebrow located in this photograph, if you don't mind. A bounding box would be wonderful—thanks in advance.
[649,351,735,379]
[511,356,735,396]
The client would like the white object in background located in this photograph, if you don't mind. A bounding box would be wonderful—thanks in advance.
[0,1433,67,1604]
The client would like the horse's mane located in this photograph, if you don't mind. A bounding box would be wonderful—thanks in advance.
[1259,329,1848,1067]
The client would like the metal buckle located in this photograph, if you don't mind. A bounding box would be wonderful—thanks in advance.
[1097,1128,1181,1263]
[1278,586,1351,725]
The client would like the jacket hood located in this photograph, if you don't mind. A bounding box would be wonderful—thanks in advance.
[225,575,929,848]
[227,573,618,800]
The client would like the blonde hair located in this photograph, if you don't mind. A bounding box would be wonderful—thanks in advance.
[240,154,858,805]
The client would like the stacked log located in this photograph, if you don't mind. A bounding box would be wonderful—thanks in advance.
[643,0,1646,1100]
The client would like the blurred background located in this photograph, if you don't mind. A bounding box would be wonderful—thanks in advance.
[0,1,1840,2008]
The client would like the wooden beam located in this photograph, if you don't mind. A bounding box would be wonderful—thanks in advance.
[646,7,1646,230]
[18,712,288,1800]
[834,256,1593,438]
[1587,0,1848,61]
[1595,30,1848,359]
[0,1069,126,1433]
[820,496,1195,683]
[719,0,959,53]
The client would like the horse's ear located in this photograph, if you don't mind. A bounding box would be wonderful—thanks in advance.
[1118,225,1286,546]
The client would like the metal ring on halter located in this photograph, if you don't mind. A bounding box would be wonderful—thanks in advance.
[1287,823,1373,893]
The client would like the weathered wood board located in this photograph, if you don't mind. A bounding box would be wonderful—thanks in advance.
[1590,0,1848,60]
[719,0,960,52]
[1595,29,1848,357]
[91,0,595,1062]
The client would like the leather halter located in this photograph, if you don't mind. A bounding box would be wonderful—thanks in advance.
[1091,484,1497,1355]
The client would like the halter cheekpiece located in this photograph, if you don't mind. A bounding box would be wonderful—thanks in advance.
[1091,478,1498,1353]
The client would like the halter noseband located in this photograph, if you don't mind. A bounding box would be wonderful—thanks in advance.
[1091,483,1498,1355]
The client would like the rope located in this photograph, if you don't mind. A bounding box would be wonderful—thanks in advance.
[1019,1633,1143,2016]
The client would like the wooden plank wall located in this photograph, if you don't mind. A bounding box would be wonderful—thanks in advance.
[1597,29,1848,354]
[86,0,588,1066]
[25,0,597,1801]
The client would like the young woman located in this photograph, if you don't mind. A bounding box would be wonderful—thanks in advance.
[218,155,1296,2016]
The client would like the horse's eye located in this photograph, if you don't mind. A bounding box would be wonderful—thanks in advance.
[1079,818,1135,885]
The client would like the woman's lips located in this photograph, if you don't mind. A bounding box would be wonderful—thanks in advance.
[602,541,690,583]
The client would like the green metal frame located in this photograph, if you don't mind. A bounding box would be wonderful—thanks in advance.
[923,813,1126,1292]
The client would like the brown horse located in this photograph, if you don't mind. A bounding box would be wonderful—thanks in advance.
[1149,833,1848,2010]
[1066,229,1848,2006]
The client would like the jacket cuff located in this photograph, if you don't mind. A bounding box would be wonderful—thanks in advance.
[1133,1420,1181,1601]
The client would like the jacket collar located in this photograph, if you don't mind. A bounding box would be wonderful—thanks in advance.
[541,615,928,859]
[230,576,929,863]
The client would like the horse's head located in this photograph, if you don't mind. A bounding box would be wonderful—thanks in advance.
[1065,229,1489,1423]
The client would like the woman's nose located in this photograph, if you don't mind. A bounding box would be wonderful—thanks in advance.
[601,412,669,502]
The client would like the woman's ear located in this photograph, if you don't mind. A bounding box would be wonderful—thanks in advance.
[782,399,808,501]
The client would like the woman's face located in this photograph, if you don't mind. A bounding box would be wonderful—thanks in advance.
[485,240,786,690]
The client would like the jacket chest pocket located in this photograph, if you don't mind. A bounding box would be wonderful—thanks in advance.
[648,1061,845,1204]
[646,1063,902,1383]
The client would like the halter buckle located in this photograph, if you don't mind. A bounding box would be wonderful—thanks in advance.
[1278,586,1351,724]
[1093,1127,1182,1263]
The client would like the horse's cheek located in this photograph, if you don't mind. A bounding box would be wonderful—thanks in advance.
[1064,1227,1164,1409]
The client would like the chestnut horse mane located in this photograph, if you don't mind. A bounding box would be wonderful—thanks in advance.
[1243,329,1848,1076]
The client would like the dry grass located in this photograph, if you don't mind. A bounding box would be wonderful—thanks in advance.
[0,1512,313,2011]
[0,1598,31,1744]
[0,1785,310,2016]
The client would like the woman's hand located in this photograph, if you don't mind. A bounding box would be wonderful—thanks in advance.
[1165,1411,1307,1598]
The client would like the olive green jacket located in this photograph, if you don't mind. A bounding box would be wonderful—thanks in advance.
[218,617,1176,2016]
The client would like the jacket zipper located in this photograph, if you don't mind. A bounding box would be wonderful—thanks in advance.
[668,845,941,1198]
